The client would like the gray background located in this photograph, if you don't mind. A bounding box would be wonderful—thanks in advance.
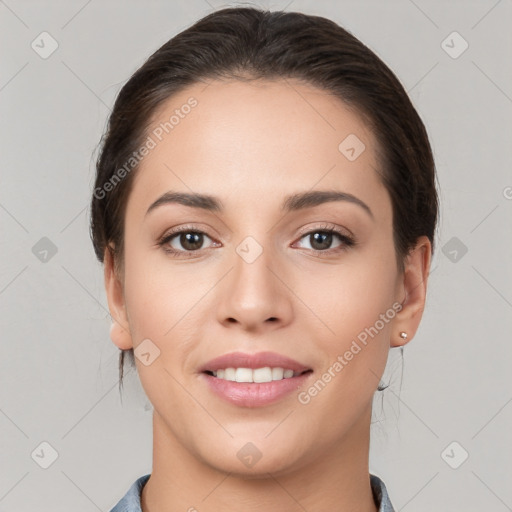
[1,0,511,510]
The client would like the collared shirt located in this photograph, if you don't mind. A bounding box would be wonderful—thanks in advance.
[110,473,395,511]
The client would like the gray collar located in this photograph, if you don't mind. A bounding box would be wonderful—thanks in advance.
[110,473,395,511]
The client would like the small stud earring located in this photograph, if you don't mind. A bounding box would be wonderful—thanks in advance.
[399,331,408,340]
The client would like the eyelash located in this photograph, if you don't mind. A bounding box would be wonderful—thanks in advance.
[157,223,356,259]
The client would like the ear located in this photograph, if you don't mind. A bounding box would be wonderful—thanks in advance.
[104,245,133,350]
[392,236,432,348]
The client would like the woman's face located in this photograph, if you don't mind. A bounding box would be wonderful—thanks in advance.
[107,78,427,476]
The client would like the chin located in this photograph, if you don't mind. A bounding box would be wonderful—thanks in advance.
[199,441,306,478]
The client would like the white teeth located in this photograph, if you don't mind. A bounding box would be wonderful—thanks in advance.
[211,367,301,383]
[235,368,253,382]
[224,368,236,381]
[253,367,272,383]
[271,367,284,380]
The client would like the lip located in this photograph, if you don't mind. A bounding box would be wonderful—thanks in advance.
[200,371,313,408]
[198,351,311,373]
[198,351,313,408]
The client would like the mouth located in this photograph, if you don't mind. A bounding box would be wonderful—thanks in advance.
[198,351,314,407]
[203,367,313,383]
[198,350,312,376]
[200,368,314,408]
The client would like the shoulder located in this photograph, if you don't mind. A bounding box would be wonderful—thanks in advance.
[109,474,151,512]
[370,473,396,512]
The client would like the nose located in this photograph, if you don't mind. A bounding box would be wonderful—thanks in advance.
[215,239,293,333]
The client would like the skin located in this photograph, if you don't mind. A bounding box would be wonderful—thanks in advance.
[104,78,431,512]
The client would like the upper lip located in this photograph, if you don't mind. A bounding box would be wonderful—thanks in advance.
[199,351,312,373]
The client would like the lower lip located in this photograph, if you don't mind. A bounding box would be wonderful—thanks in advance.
[201,372,313,408]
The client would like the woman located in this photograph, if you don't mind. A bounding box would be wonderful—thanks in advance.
[90,6,438,511]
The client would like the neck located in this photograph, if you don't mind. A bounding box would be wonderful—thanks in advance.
[141,406,378,512]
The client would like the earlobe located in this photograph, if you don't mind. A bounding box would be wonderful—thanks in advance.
[392,330,409,348]
[109,320,133,350]
[391,236,432,348]
[103,245,133,350]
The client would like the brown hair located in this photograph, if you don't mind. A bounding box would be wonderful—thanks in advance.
[90,7,439,388]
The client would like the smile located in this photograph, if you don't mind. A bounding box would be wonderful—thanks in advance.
[205,367,311,383]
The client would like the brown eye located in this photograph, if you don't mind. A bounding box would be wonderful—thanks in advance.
[308,231,334,251]
[159,229,216,255]
[175,232,205,251]
[296,228,355,254]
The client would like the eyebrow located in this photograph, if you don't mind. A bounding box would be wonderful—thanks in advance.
[145,190,374,220]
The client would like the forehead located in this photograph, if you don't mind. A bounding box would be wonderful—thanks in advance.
[127,78,390,222]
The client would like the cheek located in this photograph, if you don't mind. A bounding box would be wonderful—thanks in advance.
[122,241,186,337]
[122,244,204,379]
[297,251,396,338]
[296,273,395,424]
[296,247,397,388]
[121,248,196,414]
